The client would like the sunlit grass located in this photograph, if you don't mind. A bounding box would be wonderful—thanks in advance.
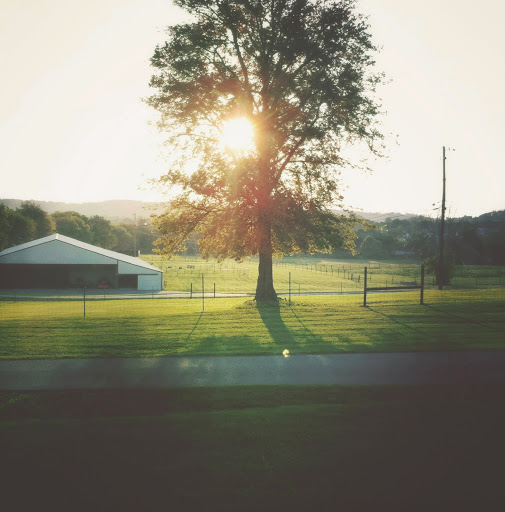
[141,255,505,294]
[1,289,503,359]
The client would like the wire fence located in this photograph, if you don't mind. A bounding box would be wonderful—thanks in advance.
[1,260,503,362]
[1,260,503,314]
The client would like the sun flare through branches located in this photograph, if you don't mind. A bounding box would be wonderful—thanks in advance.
[220,118,255,153]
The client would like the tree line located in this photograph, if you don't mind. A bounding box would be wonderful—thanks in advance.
[0,202,158,256]
[2,201,503,266]
[346,212,505,265]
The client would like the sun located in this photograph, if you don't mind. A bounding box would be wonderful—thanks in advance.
[221,117,255,152]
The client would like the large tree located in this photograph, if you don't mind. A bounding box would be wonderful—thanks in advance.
[147,0,383,300]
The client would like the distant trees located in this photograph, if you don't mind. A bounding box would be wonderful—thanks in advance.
[52,211,93,243]
[1,201,503,264]
[0,203,159,256]
[359,235,388,259]
[351,213,505,264]
[7,210,36,246]
[0,204,37,250]
[111,226,134,254]
[88,216,118,250]
[17,201,55,239]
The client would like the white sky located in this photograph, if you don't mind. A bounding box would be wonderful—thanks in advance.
[0,0,504,217]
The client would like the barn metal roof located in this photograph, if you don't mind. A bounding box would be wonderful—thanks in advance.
[0,234,162,273]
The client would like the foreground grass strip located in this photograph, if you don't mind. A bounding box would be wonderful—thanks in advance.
[0,289,503,359]
[1,385,503,511]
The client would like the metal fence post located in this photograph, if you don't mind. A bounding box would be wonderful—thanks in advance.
[364,267,367,307]
[420,264,425,305]
[289,272,291,306]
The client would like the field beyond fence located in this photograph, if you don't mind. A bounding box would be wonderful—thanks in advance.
[144,256,505,297]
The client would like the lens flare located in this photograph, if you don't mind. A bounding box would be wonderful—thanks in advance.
[221,118,254,152]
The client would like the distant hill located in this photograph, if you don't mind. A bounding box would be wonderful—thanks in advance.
[3,198,500,224]
[477,210,505,223]
[332,209,419,222]
[0,199,163,222]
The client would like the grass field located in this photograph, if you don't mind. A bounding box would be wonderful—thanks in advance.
[1,385,503,511]
[2,259,504,510]
[141,255,505,294]
[1,289,503,359]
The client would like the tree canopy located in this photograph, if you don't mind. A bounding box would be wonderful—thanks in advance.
[17,201,55,239]
[147,0,384,300]
[52,211,93,243]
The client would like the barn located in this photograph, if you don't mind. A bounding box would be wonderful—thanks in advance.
[0,234,163,291]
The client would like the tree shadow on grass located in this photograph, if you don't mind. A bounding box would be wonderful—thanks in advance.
[185,312,204,343]
[256,300,298,349]
[424,304,501,332]
[288,305,320,341]
[366,307,425,336]
[288,303,369,351]
[255,300,340,353]
[186,334,258,355]
[183,300,350,355]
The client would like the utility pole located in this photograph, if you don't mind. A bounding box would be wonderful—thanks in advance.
[438,146,446,290]
[133,213,137,257]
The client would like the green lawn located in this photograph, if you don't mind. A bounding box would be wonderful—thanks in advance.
[144,255,430,294]
[1,289,503,359]
[1,385,503,511]
[141,255,505,293]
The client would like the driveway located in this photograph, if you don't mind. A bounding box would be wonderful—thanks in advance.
[1,351,504,389]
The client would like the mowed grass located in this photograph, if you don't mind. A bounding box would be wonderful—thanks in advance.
[150,256,427,294]
[0,289,503,359]
[1,385,504,511]
[142,255,505,293]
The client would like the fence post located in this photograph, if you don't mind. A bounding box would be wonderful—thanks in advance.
[190,282,192,299]
[202,275,205,312]
[289,271,291,306]
[83,286,86,318]
[364,267,367,307]
[420,264,425,305]
[214,282,216,298]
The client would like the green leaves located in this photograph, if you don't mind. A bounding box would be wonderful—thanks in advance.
[147,0,384,275]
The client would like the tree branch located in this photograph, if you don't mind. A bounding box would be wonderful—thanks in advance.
[273,136,306,184]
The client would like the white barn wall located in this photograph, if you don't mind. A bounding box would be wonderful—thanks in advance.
[0,235,163,290]
[118,261,159,275]
[138,274,162,291]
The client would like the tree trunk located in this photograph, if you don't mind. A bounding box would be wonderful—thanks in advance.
[255,246,277,301]
[255,212,277,301]
[254,124,277,301]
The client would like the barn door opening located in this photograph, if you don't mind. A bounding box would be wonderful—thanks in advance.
[118,274,138,289]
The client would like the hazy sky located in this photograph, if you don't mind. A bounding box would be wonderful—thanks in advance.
[1,0,504,217]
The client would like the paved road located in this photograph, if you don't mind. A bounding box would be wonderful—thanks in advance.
[1,351,504,390]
